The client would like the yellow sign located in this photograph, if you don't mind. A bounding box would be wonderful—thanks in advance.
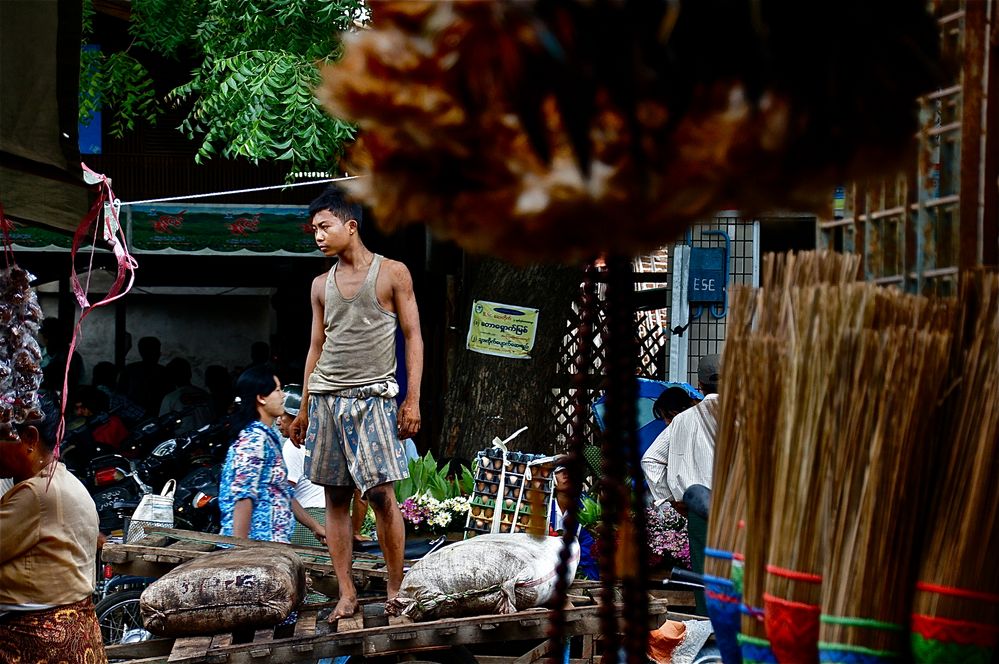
[466,300,540,360]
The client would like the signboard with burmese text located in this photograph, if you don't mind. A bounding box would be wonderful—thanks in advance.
[466,300,539,360]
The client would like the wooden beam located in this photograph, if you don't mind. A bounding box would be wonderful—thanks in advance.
[959,0,988,268]
[105,638,174,660]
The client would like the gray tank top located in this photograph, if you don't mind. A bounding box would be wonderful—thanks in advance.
[308,254,398,393]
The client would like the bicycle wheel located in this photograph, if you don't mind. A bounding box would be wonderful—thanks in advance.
[94,589,149,646]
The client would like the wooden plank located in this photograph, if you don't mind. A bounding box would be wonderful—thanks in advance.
[581,634,594,661]
[144,528,406,567]
[160,598,670,664]
[336,614,365,632]
[169,636,215,661]
[252,628,273,643]
[512,638,552,664]
[108,657,170,664]
[166,540,218,553]
[167,599,670,664]
[293,612,317,637]
[103,538,393,583]
[104,638,174,660]
[210,634,233,648]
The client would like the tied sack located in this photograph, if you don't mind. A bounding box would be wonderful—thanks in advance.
[388,533,579,621]
[140,547,305,636]
[127,480,175,543]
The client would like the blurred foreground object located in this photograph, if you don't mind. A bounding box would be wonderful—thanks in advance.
[320,0,942,262]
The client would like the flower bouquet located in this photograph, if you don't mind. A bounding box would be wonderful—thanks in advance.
[400,493,471,536]
[648,504,691,570]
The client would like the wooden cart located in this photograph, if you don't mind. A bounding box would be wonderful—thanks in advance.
[101,528,699,664]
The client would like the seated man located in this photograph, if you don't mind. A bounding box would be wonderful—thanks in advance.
[549,458,599,580]
[660,355,721,505]
[641,386,701,507]
[72,386,130,453]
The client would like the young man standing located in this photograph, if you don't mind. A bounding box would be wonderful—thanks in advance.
[290,188,423,621]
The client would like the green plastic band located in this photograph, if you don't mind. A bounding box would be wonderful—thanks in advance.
[738,634,772,647]
[818,641,900,658]
[911,634,994,664]
[820,614,906,632]
[731,560,745,595]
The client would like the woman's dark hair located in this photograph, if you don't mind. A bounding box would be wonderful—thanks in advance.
[16,391,63,452]
[652,386,699,422]
[230,365,278,440]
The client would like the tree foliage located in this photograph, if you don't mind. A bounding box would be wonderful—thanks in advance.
[79,0,365,171]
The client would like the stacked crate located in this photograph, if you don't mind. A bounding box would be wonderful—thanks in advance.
[466,449,556,537]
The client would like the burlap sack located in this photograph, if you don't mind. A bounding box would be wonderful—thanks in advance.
[140,547,305,636]
[387,533,579,621]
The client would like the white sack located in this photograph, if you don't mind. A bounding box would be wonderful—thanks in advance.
[387,533,579,621]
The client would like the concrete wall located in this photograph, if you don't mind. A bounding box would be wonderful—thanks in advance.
[39,290,275,387]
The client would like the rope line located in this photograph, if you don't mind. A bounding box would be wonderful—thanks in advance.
[119,176,361,206]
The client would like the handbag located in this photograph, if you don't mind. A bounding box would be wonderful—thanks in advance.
[127,479,176,543]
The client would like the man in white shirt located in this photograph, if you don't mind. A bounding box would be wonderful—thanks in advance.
[642,354,721,506]
[279,386,328,547]
[641,387,700,506]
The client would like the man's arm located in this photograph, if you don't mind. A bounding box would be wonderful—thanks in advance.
[290,274,328,446]
[392,261,423,439]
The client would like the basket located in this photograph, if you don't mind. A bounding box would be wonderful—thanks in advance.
[127,479,176,543]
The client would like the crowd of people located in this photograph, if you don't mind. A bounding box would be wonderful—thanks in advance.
[43,329,294,460]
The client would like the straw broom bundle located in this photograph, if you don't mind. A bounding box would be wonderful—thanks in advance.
[706,285,754,578]
[704,286,753,663]
[763,280,874,663]
[819,290,954,662]
[737,250,861,662]
[737,334,783,654]
[706,251,862,663]
[912,271,999,663]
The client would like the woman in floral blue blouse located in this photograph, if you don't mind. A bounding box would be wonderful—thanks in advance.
[220,366,325,544]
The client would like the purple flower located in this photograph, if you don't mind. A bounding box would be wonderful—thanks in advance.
[646,506,691,568]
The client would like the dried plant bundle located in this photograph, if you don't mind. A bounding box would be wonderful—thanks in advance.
[738,335,783,640]
[820,314,953,655]
[706,286,753,580]
[913,272,999,638]
[765,284,869,606]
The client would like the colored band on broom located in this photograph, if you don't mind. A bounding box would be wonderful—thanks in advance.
[916,582,999,604]
[738,633,776,664]
[817,615,906,662]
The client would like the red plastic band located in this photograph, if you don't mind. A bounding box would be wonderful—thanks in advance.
[911,614,999,648]
[765,593,820,663]
[766,564,822,584]
[916,582,999,604]
[732,552,745,561]
[763,592,820,612]
[706,589,741,605]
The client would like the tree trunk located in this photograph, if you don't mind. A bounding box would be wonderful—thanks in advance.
[440,258,578,462]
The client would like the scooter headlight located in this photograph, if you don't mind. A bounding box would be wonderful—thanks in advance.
[151,440,177,458]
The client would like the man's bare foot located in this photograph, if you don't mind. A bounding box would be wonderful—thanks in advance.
[387,583,401,603]
[353,534,372,542]
[329,595,359,623]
